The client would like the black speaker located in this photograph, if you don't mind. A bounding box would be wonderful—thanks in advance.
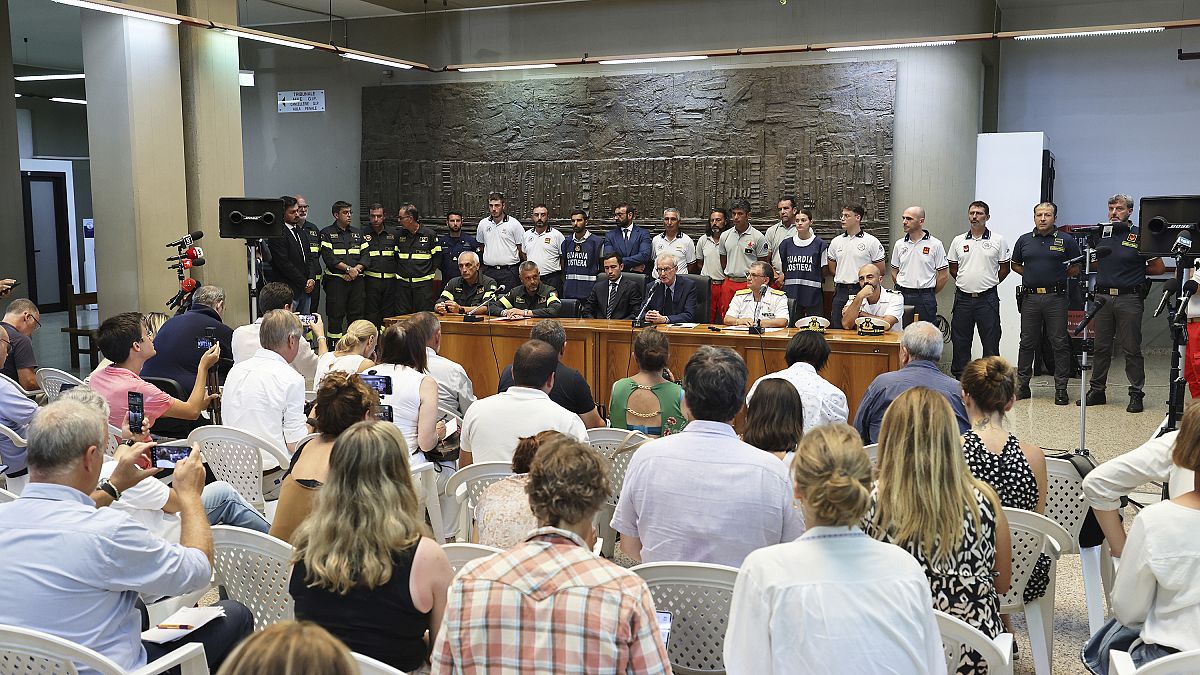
[1139,195,1200,257]
[219,197,285,240]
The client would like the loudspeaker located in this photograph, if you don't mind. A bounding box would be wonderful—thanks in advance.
[1139,195,1200,257]
[219,197,285,240]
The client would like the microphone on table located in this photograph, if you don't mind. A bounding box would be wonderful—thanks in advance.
[463,285,503,322]
[1173,278,1199,324]
[633,279,660,328]
[1153,278,1180,318]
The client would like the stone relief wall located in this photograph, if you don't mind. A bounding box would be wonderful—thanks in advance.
[360,60,895,242]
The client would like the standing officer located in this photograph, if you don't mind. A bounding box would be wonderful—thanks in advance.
[1083,193,1165,412]
[489,262,562,318]
[395,204,442,315]
[826,203,887,325]
[890,205,949,325]
[1011,202,1080,405]
[361,203,398,327]
[948,201,1010,378]
[438,211,481,291]
[477,192,525,291]
[296,194,323,313]
[320,200,366,344]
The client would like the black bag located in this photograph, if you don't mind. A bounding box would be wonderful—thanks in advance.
[1045,449,1108,548]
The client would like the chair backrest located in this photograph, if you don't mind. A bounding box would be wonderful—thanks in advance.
[0,623,127,675]
[188,426,291,513]
[631,561,738,675]
[105,425,121,458]
[0,488,17,504]
[444,462,514,512]
[587,428,649,502]
[1111,647,1200,675]
[680,274,711,324]
[35,368,87,403]
[0,424,26,449]
[903,304,917,325]
[863,443,879,464]
[65,292,98,327]
[1043,457,1088,554]
[353,651,409,675]
[999,508,1072,613]
[559,297,579,318]
[934,610,1014,675]
[210,525,294,630]
[0,372,39,398]
[142,376,185,400]
[442,543,502,574]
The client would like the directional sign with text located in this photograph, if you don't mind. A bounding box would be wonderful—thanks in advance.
[277,90,325,113]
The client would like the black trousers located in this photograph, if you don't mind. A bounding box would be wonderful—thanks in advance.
[1089,293,1146,394]
[395,281,435,316]
[540,271,563,295]
[950,288,1001,377]
[1018,292,1072,389]
[484,264,519,293]
[364,276,396,327]
[323,275,365,340]
[899,287,938,326]
[829,283,859,326]
[143,600,253,673]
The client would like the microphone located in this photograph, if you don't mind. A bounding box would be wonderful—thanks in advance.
[633,279,661,327]
[168,257,206,270]
[166,278,199,309]
[1174,279,1199,324]
[1153,278,1180,318]
[748,294,765,334]
[165,246,203,262]
[1064,246,1112,267]
[1073,296,1108,336]
[464,285,504,322]
[165,230,204,248]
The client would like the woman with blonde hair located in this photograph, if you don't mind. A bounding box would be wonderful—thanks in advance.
[289,421,453,672]
[725,424,942,673]
[216,621,357,675]
[313,319,376,386]
[866,387,1012,674]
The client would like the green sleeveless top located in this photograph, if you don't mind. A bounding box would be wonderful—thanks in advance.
[608,378,687,436]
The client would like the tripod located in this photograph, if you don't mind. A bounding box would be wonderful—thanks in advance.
[1159,252,1194,436]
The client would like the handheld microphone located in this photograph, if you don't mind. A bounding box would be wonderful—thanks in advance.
[1174,278,1199,324]
[168,257,206,270]
[165,230,204,248]
[165,247,203,262]
[1153,279,1180,318]
[1073,296,1109,336]
[633,279,661,327]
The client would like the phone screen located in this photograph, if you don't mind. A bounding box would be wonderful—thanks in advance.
[127,392,145,434]
[298,314,316,326]
[656,611,672,648]
[152,441,192,469]
[196,335,216,350]
[375,405,393,422]
[359,374,393,396]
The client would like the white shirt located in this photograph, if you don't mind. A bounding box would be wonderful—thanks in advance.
[426,347,476,415]
[763,221,796,258]
[1082,430,1196,511]
[696,235,725,282]
[719,226,770,279]
[772,231,829,273]
[846,288,905,332]
[827,231,886,284]
[462,387,587,464]
[477,215,525,266]
[1112,500,1200,652]
[232,319,319,386]
[748,362,848,434]
[725,287,790,324]
[725,527,943,675]
[651,233,696,277]
[948,229,1011,294]
[221,349,306,467]
[523,227,565,274]
[1188,268,1200,318]
[370,363,427,454]
[890,231,949,289]
[100,461,178,543]
[313,352,366,388]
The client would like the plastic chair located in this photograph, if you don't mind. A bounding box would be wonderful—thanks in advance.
[443,462,513,542]
[1000,508,1072,675]
[0,488,16,503]
[0,372,42,400]
[863,443,879,464]
[631,561,738,675]
[353,651,409,675]
[35,368,87,403]
[587,428,649,558]
[442,542,502,574]
[0,623,207,674]
[933,610,1013,675]
[210,525,294,631]
[1044,456,1113,634]
[1110,648,1200,674]
[187,426,291,516]
[0,424,28,495]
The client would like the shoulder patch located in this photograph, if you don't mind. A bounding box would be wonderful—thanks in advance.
[733,288,751,296]
[769,288,786,296]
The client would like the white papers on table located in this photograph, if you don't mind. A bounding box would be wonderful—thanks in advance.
[722,325,784,333]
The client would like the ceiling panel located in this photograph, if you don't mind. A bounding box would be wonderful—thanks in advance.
[238,0,589,26]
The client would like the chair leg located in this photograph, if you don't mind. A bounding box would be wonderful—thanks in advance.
[1025,598,1053,675]
[1100,541,1116,613]
[1081,545,1108,634]
[598,504,616,558]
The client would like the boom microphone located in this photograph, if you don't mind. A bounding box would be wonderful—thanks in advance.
[165,230,205,248]
[165,247,203,262]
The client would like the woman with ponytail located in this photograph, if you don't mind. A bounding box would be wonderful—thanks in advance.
[313,320,377,386]
[724,423,942,674]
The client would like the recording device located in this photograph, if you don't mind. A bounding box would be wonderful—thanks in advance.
[165,247,204,262]
[168,257,205,271]
[127,392,145,435]
[1153,278,1180,318]
[151,440,192,469]
[219,197,286,240]
[195,327,217,351]
[462,285,504,322]
[165,230,204,249]
[297,313,317,326]
[656,611,673,649]
[375,405,393,422]
[1174,278,1199,324]
[359,374,393,395]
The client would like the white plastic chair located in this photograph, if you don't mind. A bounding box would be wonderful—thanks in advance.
[863,443,879,464]
[0,372,42,400]
[187,426,291,517]
[933,609,1013,675]
[444,461,513,542]
[0,424,28,495]
[210,525,294,631]
[1110,648,1200,674]
[588,428,649,558]
[1044,456,1113,634]
[35,368,86,403]
[631,561,738,675]
[442,543,502,574]
[1000,508,1072,675]
[353,651,409,675]
[0,488,16,503]
[0,623,207,674]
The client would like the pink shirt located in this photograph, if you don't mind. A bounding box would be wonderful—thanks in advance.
[88,365,174,428]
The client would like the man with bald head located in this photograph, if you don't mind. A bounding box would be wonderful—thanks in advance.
[890,206,948,326]
[842,264,904,332]
[436,251,497,316]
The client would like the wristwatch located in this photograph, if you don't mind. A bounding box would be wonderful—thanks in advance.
[98,479,122,501]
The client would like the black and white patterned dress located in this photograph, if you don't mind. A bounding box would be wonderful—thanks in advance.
[962,429,1051,604]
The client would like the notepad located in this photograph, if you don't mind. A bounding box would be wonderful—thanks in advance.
[141,606,225,644]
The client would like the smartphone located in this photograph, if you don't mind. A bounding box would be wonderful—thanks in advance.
[375,405,394,422]
[196,335,217,349]
[656,611,672,649]
[359,374,393,396]
[152,440,192,469]
[59,382,78,393]
[443,416,458,437]
[298,314,317,326]
[127,391,145,434]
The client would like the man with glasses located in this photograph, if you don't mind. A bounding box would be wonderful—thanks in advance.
[643,253,698,325]
[724,262,790,328]
[395,203,443,315]
[1,298,40,390]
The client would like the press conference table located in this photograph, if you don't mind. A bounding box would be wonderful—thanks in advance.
[386,315,902,420]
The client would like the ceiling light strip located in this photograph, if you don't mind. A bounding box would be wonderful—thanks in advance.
[456,63,558,72]
[51,0,183,25]
[597,55,709,65]
[1013,27,1164,41]
[16,73,86,81]
[341,50,417,70]
[50,97,88,105]
[826,40,957,52]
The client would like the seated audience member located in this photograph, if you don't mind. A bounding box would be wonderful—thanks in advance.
[222,310,309,456]
[748,329,848,433]
[613,346,805,567]
[742,378,804,466]
[724,261,790,328]
[408,311,475,415]
[432,438,671,674]
[290,421,453,672]
[841,263,904,331]
[232,281,325,384]
[0,332,37,492]
[1082,407,1200,674]
[0,297,40,390]
[436,251,497,316]
[960,356,1051,606]
[642,252,698,324]
[725,424,943,674]
[142,285,234,394]
[462,339,587,466]
[0,399,253,673]
[473,430,567,548]
[609,327,686,436]
[313,319,376,386]
[865,387,1011,672]
[89,311,169,379]
[90,312,220,430]
[217,621,358,675]
[488,261,562,318]
[853,321,969,443]
[580,252,644,320]
[271,372,378,543]
[499,319,605,429]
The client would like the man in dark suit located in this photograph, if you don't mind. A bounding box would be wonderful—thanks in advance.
[265,195,316,312]
[581,253,644,320]
[643,253,698,324]
[602,202,653,274]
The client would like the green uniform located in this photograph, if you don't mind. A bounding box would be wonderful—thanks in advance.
[319,223,366,340]
[488,283,562,317]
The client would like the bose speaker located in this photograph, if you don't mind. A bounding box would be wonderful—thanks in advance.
[219,197,286,240]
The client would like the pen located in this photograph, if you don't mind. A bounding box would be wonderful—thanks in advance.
[156,624,193,630]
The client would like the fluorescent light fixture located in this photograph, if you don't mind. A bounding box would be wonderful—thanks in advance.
[342,52,415,69]
[219,28,314,50]
[1014,27,1164,40]
[15,73,85,82]
[598,55,709,65]
[827,40,956,52]
[52,0,181,25]
[14,94,20,98]
[457,63,557,72]
[50,97,87,105]
[239,70,255,87]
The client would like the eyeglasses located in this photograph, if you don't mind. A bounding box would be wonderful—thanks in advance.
[747,272,767,279]
[29,314,41,331]
[654,267,675,273]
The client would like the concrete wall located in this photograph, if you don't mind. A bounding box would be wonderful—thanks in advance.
[0,4,27,296]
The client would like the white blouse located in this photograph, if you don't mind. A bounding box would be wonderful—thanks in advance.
[313,352,366,388]
[368,363,427,454]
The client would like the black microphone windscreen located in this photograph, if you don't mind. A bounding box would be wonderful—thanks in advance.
[190,257,206,268]
[1184,279,1199,295]
[1164,278,1181,293]
[190,230,204,242]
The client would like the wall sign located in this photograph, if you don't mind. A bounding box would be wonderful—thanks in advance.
[277,90,325,113]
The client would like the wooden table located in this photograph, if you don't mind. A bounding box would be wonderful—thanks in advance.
[388,316,902,420]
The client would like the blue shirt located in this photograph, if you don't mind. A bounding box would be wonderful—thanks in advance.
[852,360,970,444]
[1011,227,1081,287]
[0,483,211,674]
[0,377,37,472]
[1096,221,1154,289]
[438,233,481,283]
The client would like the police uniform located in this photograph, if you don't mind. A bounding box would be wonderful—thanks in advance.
[319,223,366,341]
[561,233,605,301]
[827,229,886,324]
[395,224,442,315]
[726,287,790,325]
[890,231,948,326]
[1089,220,1158,409]
[947,228,1010,377]
[523,227,565,294]
[1011,226,1081,399]
[718,225,769,318]
[488,283,562,318]
[775,233,829,318]
[302,220,323,312]
[440,273,498,313]
[438,232,482,285]
[360,226,398,326]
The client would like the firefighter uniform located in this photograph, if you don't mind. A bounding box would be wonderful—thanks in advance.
[362,226,399,326]
[320,223,366,342]
[302,220,323,312]
[395,224,443,315]
[488,283,562,317]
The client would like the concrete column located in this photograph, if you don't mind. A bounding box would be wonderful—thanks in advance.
[0,5,28,290]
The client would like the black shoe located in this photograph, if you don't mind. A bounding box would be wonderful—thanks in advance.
[1076,390,1107,406]
[1055,389,1069,405]
[1127,392,1145,413]
[1017,385,1032,401]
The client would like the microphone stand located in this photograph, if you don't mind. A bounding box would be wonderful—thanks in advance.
[633,280,660,328]
[747,292,765,335]
[1161,246,1195,436]
[1072,234,1099,459]
[461,285,502,323]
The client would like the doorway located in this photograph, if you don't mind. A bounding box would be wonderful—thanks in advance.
[21,171,72,312]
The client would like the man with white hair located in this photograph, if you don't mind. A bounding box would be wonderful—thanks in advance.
[852,321,969,443]
[436,251,497,316]
[642,253,699,324]
[142,285,234,393]
[222,309,309,456]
